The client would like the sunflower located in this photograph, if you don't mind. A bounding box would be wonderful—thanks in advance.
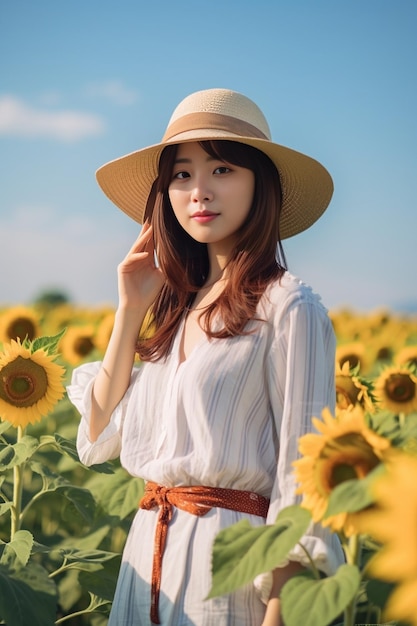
[374,365,417,415]
[356,452,417,626]
[366,323,409,369]
[396,345,417,370]
[335,362,376,413]
[59,325,96,366]
[335,342,367,373]
[95,312,115,354]
[0,339,65,428]
[0,306,41,343]
[293,405,391,536]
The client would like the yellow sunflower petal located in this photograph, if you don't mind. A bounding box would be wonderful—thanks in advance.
[384,578,417,626]
[395,345,417,370]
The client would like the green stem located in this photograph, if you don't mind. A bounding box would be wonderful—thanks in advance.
[297,542,321,579]
[48,558,69,579]
[54,600,110,624]
[54,609,95,624]
[344,533,360,565]
[342,534,361,626]
[10,425,26,540]
[20,488,47,521]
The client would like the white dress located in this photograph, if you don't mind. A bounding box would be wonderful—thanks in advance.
[67,273,345,626]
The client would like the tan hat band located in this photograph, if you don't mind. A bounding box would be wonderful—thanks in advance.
[162,112,269,142]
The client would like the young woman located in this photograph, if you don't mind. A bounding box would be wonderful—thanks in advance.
[68,88,344,626]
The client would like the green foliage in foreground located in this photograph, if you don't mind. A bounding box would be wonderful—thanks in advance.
[0,397,144,626]
[209,499,402,626]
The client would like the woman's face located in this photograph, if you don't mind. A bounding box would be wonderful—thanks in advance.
[168,142,255,256]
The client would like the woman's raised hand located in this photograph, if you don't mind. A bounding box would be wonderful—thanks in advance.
[117,221,165,312]
[88,221,163,441]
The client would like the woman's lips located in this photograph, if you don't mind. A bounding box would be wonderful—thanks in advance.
[191,211,219,223]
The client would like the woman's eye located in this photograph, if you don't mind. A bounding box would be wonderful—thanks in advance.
[173,171,190,180]
[214,166,231,175]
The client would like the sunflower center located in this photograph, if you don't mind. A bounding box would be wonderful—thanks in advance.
[385,374,416,404]
[9,374,34,399]
[0,356,48,407]
[317,433,381,493]
[331,463,358,484]
[339,354,360,370]
[8,317,37,341]
[377,347,393,361]
[74,337,94,357]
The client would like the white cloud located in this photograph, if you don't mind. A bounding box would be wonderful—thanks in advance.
[0,95,105,141]
[85,80,138,106]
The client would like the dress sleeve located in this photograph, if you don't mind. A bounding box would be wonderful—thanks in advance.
[254,294,345,603]
[67,361,141,467]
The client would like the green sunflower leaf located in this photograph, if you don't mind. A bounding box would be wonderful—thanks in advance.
[0,502,12,518]
[31,328,66,356]
[0,421,12,435]
[280,564,360,626]
[57,485,97,524]
[55,547,118,565]
[0,436,39,469]
[30,460,67,489]
[0,561,57,626]
[29,461,97,523]
[368,410,402,439]
[0,530,34,568]
[0,443,15,468]
[86,466,144,518]
[207,505,311,599]
[78,557,122,601]
[39,433,114,474]
[324,463,386,517]
[58,524,113,552]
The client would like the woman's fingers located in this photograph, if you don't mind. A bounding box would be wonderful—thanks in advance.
[119,221,161,275]
[128,221,153,255]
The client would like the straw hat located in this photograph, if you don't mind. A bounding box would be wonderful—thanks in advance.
[96,88,333,239]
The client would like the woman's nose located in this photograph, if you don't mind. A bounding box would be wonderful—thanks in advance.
[191,178,213,202]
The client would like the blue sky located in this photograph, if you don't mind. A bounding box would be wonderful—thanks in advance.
[1,0,416,312]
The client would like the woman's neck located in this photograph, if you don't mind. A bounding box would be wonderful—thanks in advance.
[203,266,226,289]
[206,248,229,286]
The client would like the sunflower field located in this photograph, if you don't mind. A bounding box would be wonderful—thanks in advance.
[0,302,417,626]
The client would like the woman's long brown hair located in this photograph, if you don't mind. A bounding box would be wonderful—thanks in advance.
[136,140,287,362]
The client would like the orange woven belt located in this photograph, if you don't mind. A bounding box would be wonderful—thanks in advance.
[139,481,270,624]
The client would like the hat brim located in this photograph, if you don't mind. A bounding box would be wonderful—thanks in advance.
[96,134,333,240]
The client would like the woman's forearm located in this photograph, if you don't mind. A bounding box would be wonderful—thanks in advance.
[89,307,146,441]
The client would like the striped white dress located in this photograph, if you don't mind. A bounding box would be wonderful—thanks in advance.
[68,273,344,626]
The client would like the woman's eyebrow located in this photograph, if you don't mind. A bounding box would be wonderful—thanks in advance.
[173,158,191,164]
[174,156,218,165]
